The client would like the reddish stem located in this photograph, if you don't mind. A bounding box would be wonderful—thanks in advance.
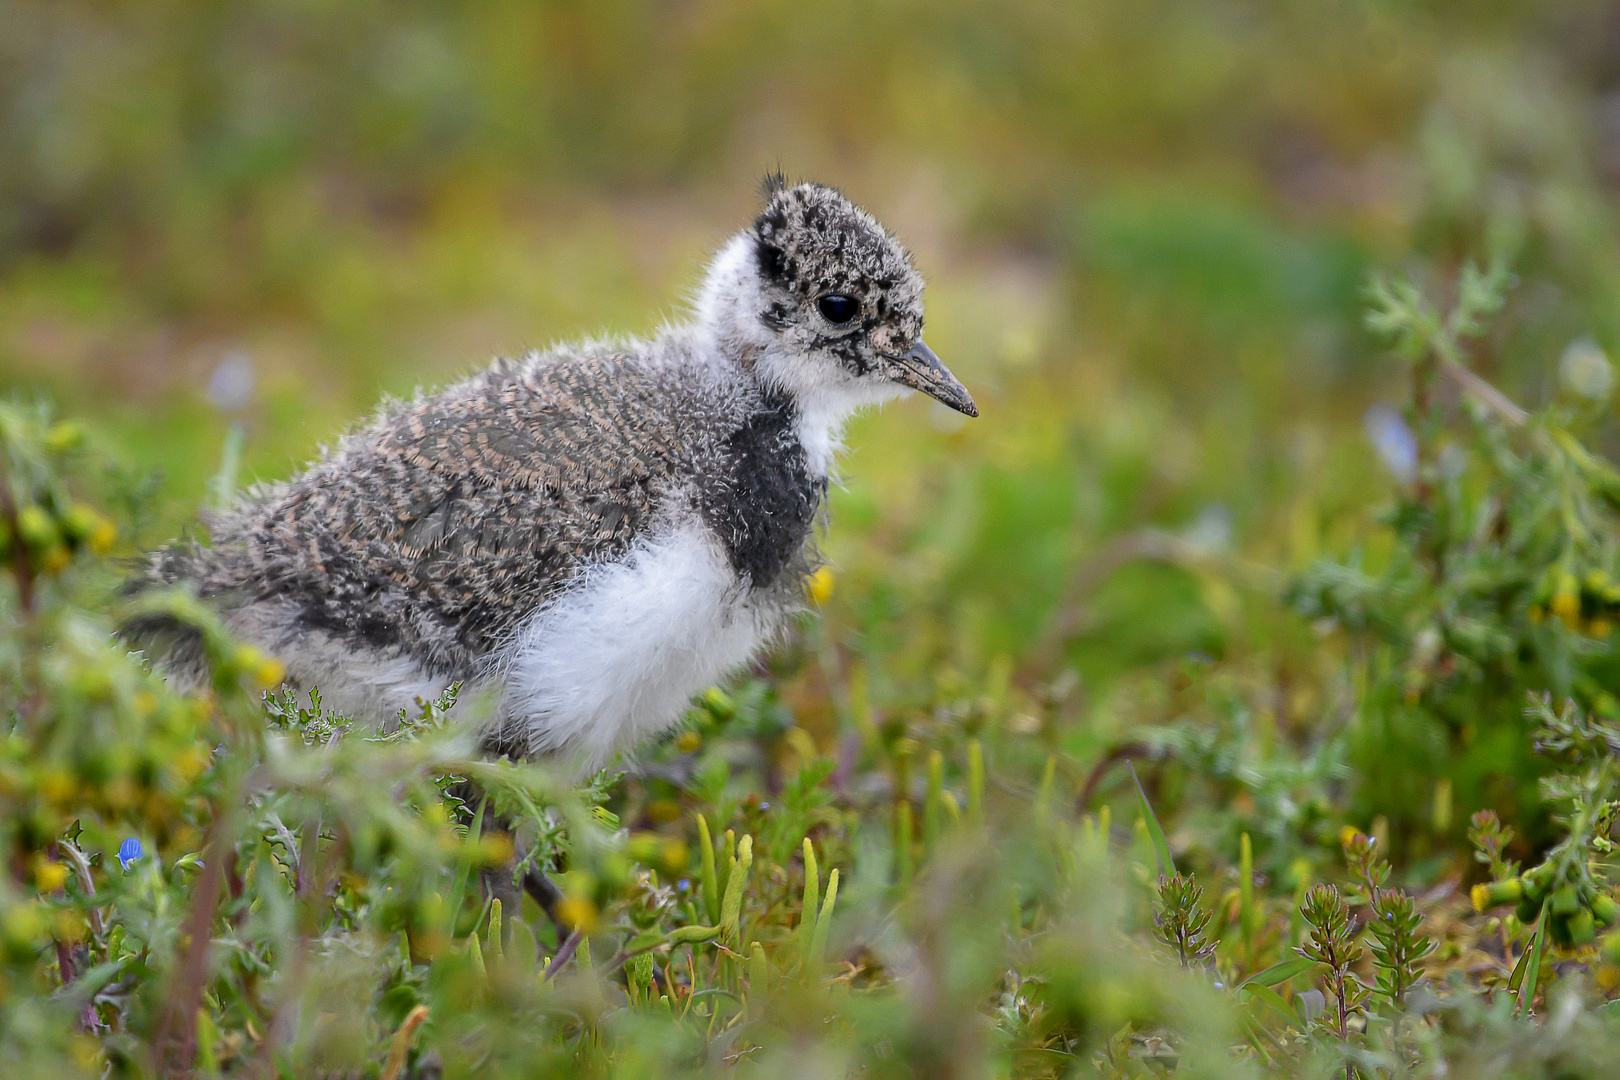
[152,812,233,1078]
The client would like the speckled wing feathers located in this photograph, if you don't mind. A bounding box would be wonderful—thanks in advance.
[384,355,689,494]
[157,349,741,681]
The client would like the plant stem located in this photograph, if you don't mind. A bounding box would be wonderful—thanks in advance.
[544,928,586,980]
[153,807,236,1078]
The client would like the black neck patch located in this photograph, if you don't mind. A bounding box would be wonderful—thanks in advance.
[699,393,824,589]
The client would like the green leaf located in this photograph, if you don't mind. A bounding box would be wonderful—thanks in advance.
[1236,1010,1274,1054]
[720,834,753,941]
[506,918,539,983]
[697,814,720,926]
[1239,983,1303,1029]
[668,924,721,946]
[1240,957,1317,989]
[1239,832,1256,953]
[445,798,486,937]
[1128,762,1173,876]
[622,931,666,955]
[967,739,984,825]
[56,958,129,1012]
[798,837,820,960]
[1517,905,1549,1017]
[808,868,839,967]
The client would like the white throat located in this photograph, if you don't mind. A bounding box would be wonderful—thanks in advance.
[784,377,903,476]
[690,233,907,477]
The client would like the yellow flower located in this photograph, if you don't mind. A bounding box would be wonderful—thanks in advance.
[253,656,287,688]
[61,504,116,553]
[33,859,67,893]
[701,686,735,719]
[478,833,515,867]
[86,517,118,554]
[15,505,56,549]
[1552,588,1581,626]
[232,646,286,689]
[674,729,702,754]
[556,896,599,933]
[53,911,85,945]
[658,838,689,875]
[44,422,84,455]
[806,566,835,606]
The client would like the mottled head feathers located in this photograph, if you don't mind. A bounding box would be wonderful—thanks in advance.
[689,180,973,417]
[749,182,926,378]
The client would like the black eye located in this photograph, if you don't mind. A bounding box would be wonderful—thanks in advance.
[817,293,859,324]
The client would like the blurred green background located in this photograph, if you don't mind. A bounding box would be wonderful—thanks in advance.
[6,0,1620,827]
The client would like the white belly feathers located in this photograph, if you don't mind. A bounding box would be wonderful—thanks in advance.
[490,522,781,771]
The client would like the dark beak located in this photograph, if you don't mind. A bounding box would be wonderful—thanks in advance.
[887,340,978,417]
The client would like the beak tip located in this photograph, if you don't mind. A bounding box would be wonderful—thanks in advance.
[899,339,979,419]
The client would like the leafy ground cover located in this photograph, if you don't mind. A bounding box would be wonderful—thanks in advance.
[3,262,1620,1078]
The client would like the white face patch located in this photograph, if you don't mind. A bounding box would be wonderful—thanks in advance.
[490,522,783,773]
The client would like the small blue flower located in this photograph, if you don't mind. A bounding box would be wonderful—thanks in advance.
[117,837,144,870]
[1364,404,1418,484]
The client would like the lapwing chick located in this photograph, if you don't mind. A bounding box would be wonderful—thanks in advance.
[129,180,977,772]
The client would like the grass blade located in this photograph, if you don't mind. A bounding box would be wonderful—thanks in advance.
[697,814,719,926]
[798,837,820,959]
[1128,762,1173,876]
[808,868,839,967]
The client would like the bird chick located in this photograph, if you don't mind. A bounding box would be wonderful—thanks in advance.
[127,179,977,773]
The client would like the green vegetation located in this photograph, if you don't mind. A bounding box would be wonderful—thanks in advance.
[10,1,1620,1076]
